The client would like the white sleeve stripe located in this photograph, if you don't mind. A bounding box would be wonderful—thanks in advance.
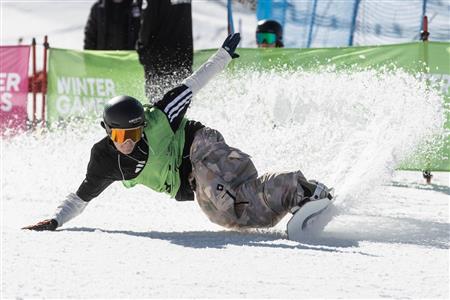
[169,98,192,122]
[167,94,192,120]
[169,99,191,123]
[167,93,192,117]
[163,88,192,114]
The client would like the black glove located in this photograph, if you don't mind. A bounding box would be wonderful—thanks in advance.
[22,219,58,231]
[222,33,241,59]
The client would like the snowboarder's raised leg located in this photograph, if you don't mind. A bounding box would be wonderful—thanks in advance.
[190,127,332,229]
[235,172,331,227]
[235,171,309,227]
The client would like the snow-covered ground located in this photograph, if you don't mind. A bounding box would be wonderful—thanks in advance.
[1,1,449,298]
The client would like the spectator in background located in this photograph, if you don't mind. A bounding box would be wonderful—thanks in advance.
[136,0,193,103]
[84,0,142,50]
[256,19,284,48]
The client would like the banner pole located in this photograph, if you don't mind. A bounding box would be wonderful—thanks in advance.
[348,0,361,46]
[41,35,49,128]
[31,38,37,127]
[420,15,429,41]
[421,15,432,184]
[227,0,235,34]
[306,0,318,48]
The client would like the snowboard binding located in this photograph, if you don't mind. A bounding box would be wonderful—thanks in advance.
[292,180,333,212]
[287,180,335,241]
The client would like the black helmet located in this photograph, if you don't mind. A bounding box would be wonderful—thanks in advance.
[102,95,145,130]
[256,19,284,47]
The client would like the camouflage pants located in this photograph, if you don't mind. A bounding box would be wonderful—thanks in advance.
[190,127,308,229]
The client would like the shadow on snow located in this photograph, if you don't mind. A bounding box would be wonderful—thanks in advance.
[61,226,377,256]
[61,212,449,252]
[388,180,450,196]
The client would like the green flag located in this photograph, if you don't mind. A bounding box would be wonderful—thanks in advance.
[46,48,145,124]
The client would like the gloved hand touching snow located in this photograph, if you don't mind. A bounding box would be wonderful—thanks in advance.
[22,219,58,231]
[222,33,241,59]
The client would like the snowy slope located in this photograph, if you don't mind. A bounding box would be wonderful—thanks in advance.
[2,1,450,298]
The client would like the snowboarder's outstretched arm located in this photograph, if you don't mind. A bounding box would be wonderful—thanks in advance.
[154,33,241,132]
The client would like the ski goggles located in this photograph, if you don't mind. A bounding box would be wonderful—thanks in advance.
[109,126,143,144]
[256,32,277,45]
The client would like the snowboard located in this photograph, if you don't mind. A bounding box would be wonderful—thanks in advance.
[287,189,335,241]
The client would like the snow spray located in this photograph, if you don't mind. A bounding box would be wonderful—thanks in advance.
[188,66,445,215]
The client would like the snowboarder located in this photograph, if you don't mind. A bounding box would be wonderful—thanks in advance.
[23,33,331,232]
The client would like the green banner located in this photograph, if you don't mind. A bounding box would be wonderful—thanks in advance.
[46,49,145,124]
[46,43,449,171]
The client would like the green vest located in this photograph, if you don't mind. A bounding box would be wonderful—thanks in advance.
[122,106,187,198]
